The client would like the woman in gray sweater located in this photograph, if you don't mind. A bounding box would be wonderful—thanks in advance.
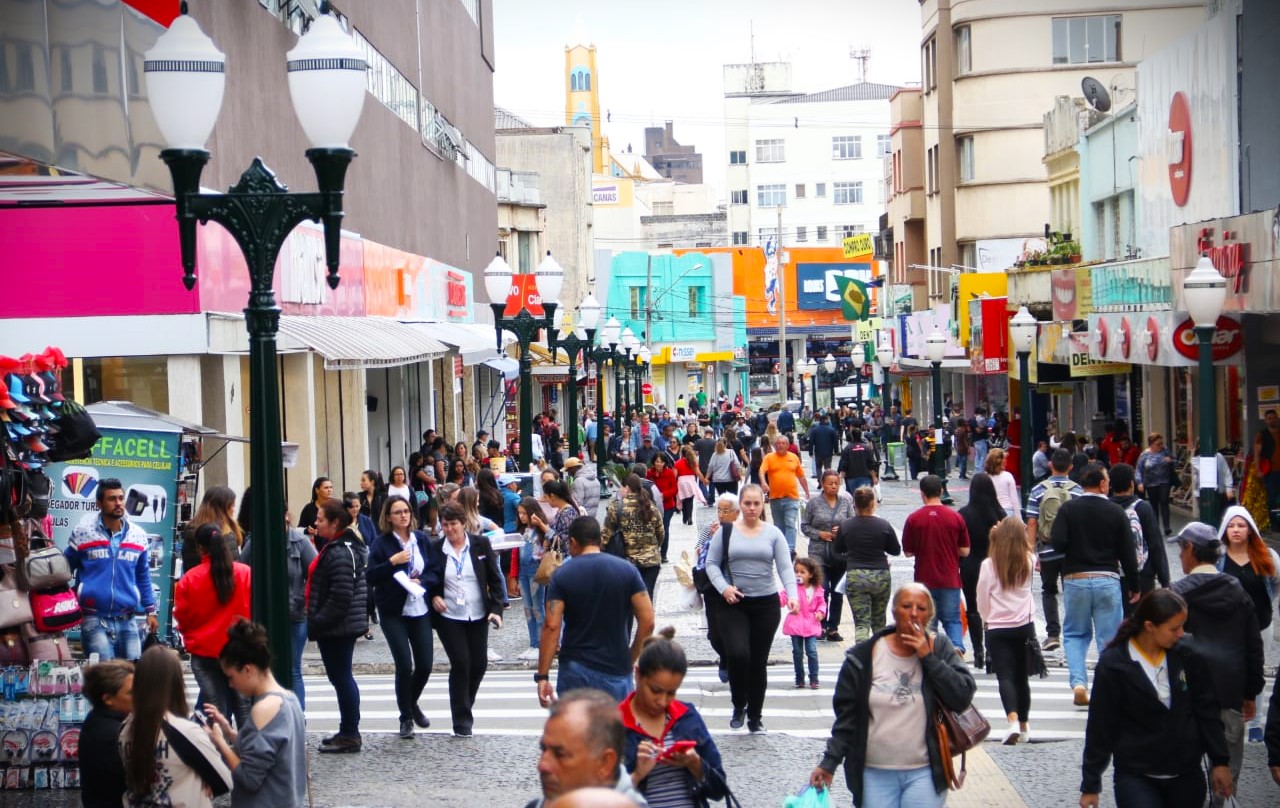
[204,620,308,807]
[706,483,799,734]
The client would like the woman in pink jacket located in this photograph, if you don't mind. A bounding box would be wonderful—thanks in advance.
[976,516,1038,745]
[782,557,827,688]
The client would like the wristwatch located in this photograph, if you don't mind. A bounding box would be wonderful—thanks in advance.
[533,673,550,683]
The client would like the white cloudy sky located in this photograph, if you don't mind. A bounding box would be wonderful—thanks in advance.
[492,0,922,198]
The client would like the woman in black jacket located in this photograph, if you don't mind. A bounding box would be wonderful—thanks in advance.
[366,496,440,740]
[1079,589,1233,808]
[810,583,975,808]
[81,660,134,808]
[306,498,369,753]
[957,472,1004,669]
[428,501,506,737]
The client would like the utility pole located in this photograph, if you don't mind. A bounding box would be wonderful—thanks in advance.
[645,254,653,408]
[776,205,787,403]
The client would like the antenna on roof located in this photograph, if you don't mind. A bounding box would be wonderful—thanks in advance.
[849,47,871,83]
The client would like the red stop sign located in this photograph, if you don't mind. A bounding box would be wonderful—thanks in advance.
[641,382,653,395]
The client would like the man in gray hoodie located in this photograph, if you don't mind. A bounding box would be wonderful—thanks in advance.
[1171,522,1264,806]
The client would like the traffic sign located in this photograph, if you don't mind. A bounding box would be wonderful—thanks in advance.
[641,382,653,395]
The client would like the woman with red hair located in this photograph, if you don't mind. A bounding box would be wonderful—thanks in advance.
[1217,505,1279,631]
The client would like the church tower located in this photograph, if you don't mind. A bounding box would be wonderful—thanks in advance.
[565,45,604,173]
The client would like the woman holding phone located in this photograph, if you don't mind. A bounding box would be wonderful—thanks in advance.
[620,628,730,807]
[810,583,976,808]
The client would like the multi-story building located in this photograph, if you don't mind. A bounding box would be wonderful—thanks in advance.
[914,0,1203,302]
[0,0,503,512]
[644,121,703,184]
[723,62,896,249]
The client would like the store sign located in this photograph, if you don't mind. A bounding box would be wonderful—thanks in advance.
[969,298,1008,375]
[1069,333,1129,377]
[795,264,872,311]
[1171,315,1243,361]
[503,274,545,317]
[1050,267,1092,322]
[669,345,697,362]
[1168,92,1192,207]
[1171,209,1279,313]
[593,185,619,205]
[446,271,469,320]
[842,233,873,257]
[1089,311,1242,367]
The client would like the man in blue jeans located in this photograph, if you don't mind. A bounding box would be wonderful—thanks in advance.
[536,516,655,705]
[1050,462,1141,706]
[901,475,971,654]
[64,478,158,661]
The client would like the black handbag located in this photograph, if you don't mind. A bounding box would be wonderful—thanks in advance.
[1026,634,1049,679]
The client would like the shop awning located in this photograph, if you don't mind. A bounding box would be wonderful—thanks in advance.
[404,321,514,366]
[483,356,520,379]
[209,314,449,370]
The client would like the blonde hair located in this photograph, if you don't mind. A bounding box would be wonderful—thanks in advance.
[984,448,1006,476]
[988,516,1032,591]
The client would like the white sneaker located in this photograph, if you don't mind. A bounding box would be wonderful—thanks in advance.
[1018,725,1030,744]
[1002,722,1019,745]
[517,647,540,661]
[487,648,503,662]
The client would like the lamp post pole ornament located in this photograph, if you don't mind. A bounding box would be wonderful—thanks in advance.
[550,294,600,461]
[1010,306,1039,510]
[591,317,621,489]
[485,252,561,471]
[926,329,952,505]
[146,0,365,686]
[1184,254,1228,527]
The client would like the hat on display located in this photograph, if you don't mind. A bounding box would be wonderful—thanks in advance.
[1176,522,1220,548]
[6,375,30,405]
[563,457,583,470]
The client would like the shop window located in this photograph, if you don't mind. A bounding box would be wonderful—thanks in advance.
[688,286,704,318]
[80,357,170,412]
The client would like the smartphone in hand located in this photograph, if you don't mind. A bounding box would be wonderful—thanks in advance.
[657,740,697,761]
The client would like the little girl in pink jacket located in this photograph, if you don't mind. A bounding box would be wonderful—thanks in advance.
[782,557,827,687]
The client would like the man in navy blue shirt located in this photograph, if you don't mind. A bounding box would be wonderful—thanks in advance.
[807,412,840,480]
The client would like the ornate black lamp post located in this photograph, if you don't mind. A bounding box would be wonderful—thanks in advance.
[1184,254,1228,527]
[876,340,899,481]
[146,2,366,685]
[850,344,866,411]
[619,327,638,419]
[589,317,622,487]
[926,329,953,505]
[634,346,651,410]
[821,353,838,411]
[1010,306,1039,510]
[800,358,818,414]
[549,294,601,460]
[484,252,562,471]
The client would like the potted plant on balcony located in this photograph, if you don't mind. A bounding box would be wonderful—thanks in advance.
[1066,241,1082,263]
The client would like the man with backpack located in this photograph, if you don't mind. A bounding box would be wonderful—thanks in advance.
[1049,462,1141,707]
[1107,462,1170,611]
[1025,448,1080,653]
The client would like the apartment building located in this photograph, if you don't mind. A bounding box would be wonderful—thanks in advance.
[914,0,1203,300]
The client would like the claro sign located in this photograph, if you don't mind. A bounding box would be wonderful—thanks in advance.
[1171,315,1243,361]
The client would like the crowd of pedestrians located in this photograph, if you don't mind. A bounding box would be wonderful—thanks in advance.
[60,398,1280,806]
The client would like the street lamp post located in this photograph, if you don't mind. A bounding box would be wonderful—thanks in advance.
[1010,306,1039,511]
[550,294,600,461]
[590,317,621,488]
[1184,254,1228,527]
[146,2,365,685]
[620,328,637,419]
[801,359,818,415]
[823,353,838,413]
[485,252,562,471]
[635,346,651,410]
[876,341,898,481]
[850,345,865,411]
[926,329,952,504]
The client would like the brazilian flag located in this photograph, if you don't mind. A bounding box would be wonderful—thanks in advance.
[833,275,871,321]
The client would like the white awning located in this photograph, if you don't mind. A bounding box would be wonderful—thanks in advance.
[208,314,448,370]
[403,321,513,366]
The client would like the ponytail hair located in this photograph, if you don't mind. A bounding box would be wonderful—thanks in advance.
[195,524,236,605]
[1107,589,1187,650]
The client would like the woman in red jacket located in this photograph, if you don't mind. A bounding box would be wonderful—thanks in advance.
[646,452,679,564]
[674,445,709,527]
[174,524,252,727]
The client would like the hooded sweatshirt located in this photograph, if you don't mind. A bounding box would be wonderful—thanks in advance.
[1215,505,1280,629]
[1170,564,1264,711]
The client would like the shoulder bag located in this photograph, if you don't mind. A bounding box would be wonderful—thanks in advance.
[603,501,627,558]
[692,523,732,595]
[933,698,991,789]
[0,566,34,629]
[533,535,562,585]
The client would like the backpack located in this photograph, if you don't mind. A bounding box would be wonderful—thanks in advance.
[1035,483,1074,550]
[1123,500,1149,570]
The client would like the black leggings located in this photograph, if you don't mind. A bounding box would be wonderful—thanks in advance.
[433,616,489,733]
[713,481,737,497]
[960,560,984,662]
[1145,484,1172,532]
[681,496,695,525]
[985,622,1034,723]
[717,594,781,722]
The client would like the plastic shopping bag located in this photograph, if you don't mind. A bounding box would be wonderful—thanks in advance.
[783,785,832,808]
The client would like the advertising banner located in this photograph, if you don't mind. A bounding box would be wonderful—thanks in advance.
[795,263,874,311]
[46,428,181,635]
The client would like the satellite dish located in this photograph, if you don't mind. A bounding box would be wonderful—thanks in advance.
[1081,77,1112,113]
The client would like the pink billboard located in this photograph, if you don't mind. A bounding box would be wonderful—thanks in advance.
[0,206,197,318]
